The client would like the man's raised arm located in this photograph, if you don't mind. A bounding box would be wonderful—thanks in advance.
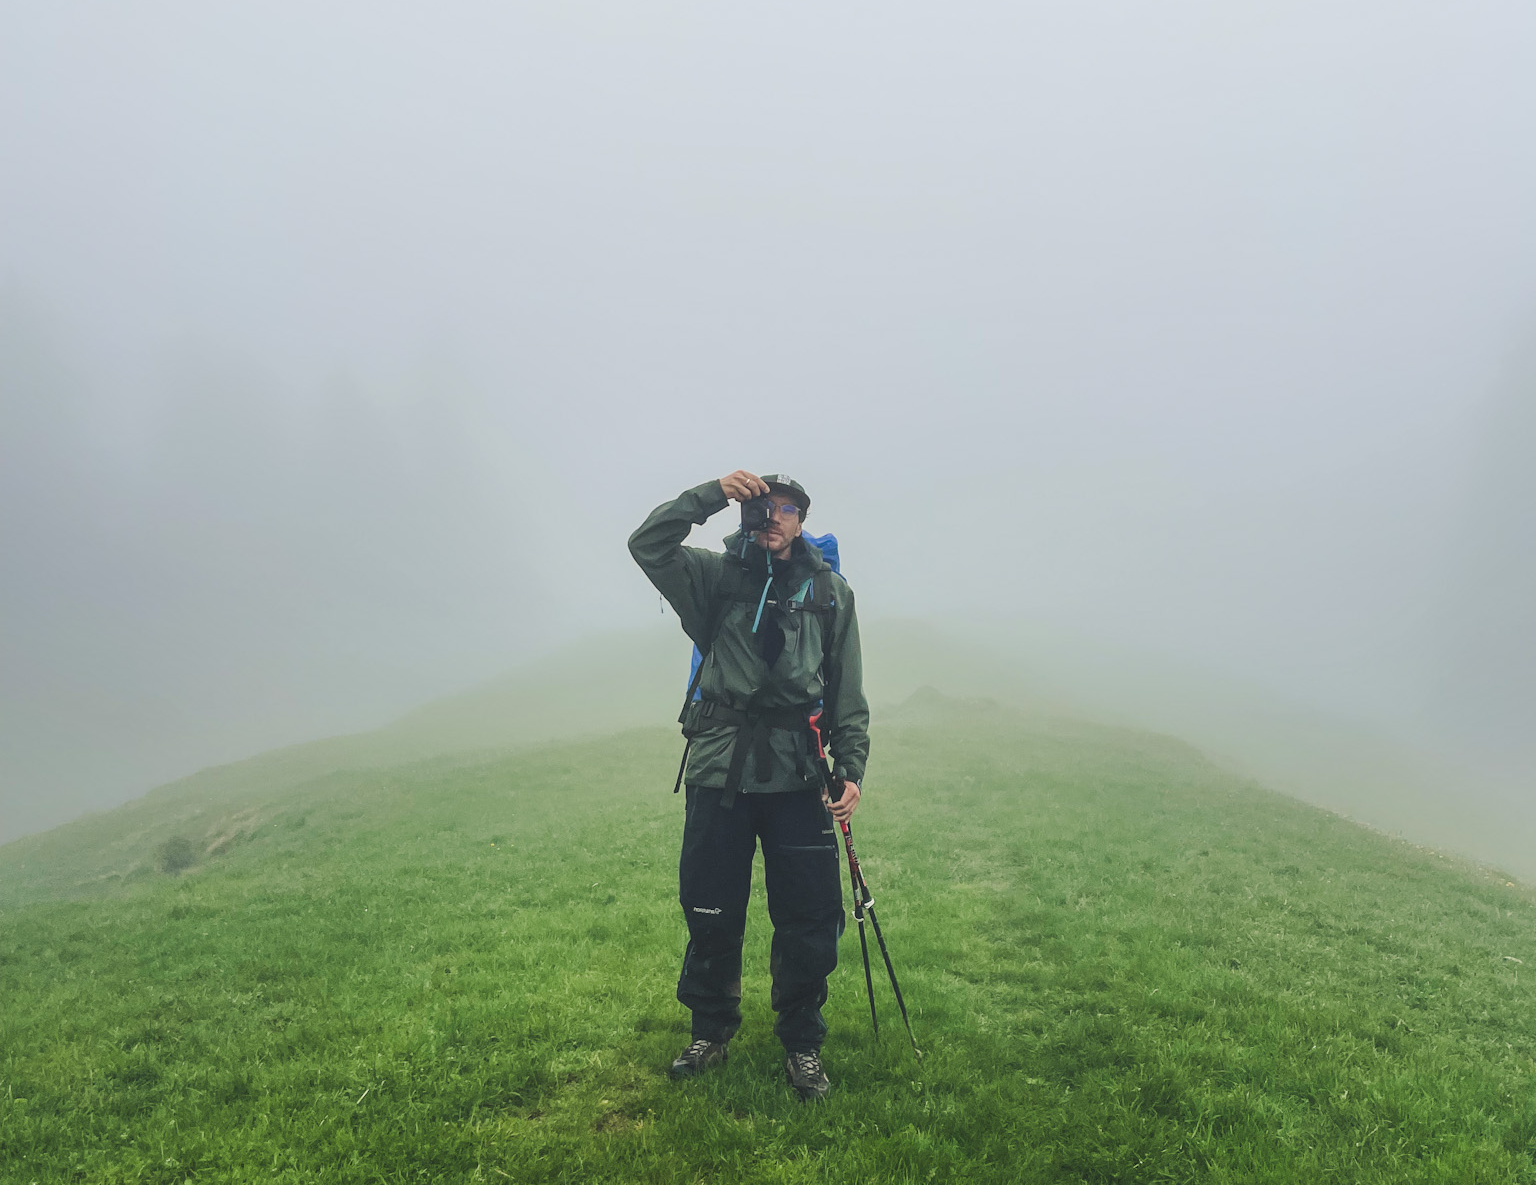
[629,474,763,648]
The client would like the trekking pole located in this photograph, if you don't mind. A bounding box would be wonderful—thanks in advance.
[809,713,923,1060]
[837,814,922,1060]
[842,795,880,1041]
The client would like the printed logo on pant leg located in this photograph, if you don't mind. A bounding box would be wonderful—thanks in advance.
[691,906,723,915]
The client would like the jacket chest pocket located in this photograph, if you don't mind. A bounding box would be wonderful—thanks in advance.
[704,605,769,700]
[783,613,826,685]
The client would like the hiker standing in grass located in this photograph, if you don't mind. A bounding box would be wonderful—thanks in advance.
[629,471,869,1100]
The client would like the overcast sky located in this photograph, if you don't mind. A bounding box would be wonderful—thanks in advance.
[3,1,1534,842]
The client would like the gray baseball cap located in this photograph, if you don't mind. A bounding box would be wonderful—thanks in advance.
[759,474,810,514]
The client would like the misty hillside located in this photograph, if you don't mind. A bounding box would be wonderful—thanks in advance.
[5,690,1536,1182]
[7,617,1529,905]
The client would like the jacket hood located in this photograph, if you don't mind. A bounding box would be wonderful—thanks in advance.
[720,530,829,582]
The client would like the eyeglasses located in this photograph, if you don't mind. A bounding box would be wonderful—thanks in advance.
[769,502,802,517]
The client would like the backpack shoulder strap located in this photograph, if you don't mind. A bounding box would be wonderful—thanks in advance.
[811,570,833,613]
[678,561,750,718]
[813,570,838,671]
[672,560,754,794]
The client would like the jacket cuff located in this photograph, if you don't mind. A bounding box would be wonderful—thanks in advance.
[679,481,730,523]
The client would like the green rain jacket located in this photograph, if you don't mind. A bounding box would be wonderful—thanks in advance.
[629,480,870,795]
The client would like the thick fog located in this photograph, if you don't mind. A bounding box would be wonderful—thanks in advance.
[3,1,1534,844]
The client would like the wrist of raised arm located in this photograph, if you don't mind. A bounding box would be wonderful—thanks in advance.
[683,481,730,521]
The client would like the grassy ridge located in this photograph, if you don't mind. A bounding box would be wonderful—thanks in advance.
[4,695,1536,1182]
[9,620,1514,884]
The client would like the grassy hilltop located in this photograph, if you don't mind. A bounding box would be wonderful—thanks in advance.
[5,684,1536,1183]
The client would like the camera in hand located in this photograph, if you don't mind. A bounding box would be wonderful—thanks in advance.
[740,495,776,533]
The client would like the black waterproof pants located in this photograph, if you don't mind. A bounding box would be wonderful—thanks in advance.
[677,786,845,1052]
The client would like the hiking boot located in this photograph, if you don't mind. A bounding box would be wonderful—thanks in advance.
[670,1038,729,1079]
[784,1050,830,1100]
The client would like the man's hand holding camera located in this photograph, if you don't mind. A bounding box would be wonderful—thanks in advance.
[720,470,770,502]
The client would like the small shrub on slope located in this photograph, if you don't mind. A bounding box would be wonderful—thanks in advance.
[155,835,197,875]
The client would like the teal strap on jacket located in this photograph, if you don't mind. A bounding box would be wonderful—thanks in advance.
[750,574,772,633]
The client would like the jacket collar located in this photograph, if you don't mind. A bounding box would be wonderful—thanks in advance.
[721,530,826,585]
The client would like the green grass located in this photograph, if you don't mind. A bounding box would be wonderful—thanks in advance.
[4,692,1536,1182]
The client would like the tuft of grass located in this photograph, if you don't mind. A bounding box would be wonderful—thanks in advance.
[3,697,1536,1182]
